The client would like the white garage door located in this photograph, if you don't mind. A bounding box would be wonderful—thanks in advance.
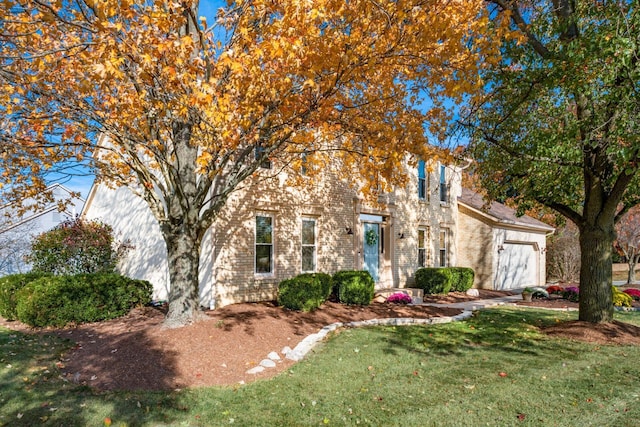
[495,243,537,290]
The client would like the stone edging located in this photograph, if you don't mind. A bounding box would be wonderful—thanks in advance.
[245,310,473,375]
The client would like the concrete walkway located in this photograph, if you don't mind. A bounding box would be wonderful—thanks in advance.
[422,294,524,310]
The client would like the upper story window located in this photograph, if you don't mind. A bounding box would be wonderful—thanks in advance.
[301,218,317,272]
[439,164,448,203]
[255,145,272,169]
[418,160,428,200]
[255,215,274,274]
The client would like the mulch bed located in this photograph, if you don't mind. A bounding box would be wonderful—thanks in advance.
[1,288,638,391]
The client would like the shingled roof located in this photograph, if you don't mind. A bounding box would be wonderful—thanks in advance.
[458,188,555,233]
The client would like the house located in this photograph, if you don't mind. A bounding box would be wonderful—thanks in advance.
[82,160,553,308]
[0,183,85,275]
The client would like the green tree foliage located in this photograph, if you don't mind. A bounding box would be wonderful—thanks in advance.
[28,217,130,275]
[463,1,640,323]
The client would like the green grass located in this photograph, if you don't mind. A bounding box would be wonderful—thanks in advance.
[1,308,639,426]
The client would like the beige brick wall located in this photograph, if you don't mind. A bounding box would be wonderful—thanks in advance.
[391,161,460,287]
[456,205,496,289]
[210,168,360,307]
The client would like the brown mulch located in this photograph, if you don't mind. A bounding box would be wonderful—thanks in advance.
[1,299,463,391]
[1,288,638,392]
[515,290,640,346]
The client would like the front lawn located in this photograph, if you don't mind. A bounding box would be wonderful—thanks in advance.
[1,308,639,426]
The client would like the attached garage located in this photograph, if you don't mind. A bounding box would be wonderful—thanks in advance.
[457,189,555,290]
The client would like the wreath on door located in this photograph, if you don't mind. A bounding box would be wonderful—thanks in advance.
[365,228,378,246]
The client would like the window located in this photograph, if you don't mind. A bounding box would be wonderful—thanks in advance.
[418,160,426,200]
[300,151,309,176]
[418,227,429,267]
[439,228,448,267]
[255,215,274,274]
[439,164,448,203]
[301,218,316,272]
[255,145,271,169]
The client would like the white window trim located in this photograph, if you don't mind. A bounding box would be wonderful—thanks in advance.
[418,226,429,267]
[439,228,448,267]
[439,164,448,205]
[418,160,427,201]
[255,214,275,277]
[301,217,317,273]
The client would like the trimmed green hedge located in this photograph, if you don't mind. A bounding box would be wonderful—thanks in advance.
[415,268,452,294]
[277,275,325,312]
[297,272,333,300]
[449,267,475,292]
[415,267,475,294]
[0,273,51,321]
[332,270,374,305]
[15,274,152,327]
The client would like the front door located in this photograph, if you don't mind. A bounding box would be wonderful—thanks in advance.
[363,222,380,282]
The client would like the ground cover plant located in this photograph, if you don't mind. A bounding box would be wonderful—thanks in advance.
[1,308,639,426]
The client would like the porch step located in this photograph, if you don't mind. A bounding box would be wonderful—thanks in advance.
[375,288,424,304]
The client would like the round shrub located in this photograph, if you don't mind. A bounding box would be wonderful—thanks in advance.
[449,267,474,292]
[333,270,374,305]
[297,272,333,300]
[277,275,325,312]
[0,273,51,320]
[414,268,452,294]
[15,273,152,327]
[27,217,130,275]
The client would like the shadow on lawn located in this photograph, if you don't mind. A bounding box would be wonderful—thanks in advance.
[0,325,184,426]
[378,308,579,358]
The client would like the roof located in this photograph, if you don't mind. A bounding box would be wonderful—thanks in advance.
[458,188,555,234]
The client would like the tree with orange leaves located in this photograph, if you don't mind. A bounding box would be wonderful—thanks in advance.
[0,1,501,327]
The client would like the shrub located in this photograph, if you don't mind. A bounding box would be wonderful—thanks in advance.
[414,268,452,294]
[15,274,152,327]
[333,270,374,305]
[0,273,51,320]
[449,267,474,292]
[277,275,325,312]
[546,285,565,295]
[27,217,131,275]
[297,272,332,300]
[613,286,633,307]
[562,286,579,302]
[624,288,640,301]
[387,292,412,304]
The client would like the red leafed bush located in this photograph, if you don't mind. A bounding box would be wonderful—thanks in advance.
[623,288,640,300]
[546,285,564,295]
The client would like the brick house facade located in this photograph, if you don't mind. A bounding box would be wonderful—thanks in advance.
[83,162,552,308]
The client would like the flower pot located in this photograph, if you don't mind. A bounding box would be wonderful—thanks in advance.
[522,292,533,302]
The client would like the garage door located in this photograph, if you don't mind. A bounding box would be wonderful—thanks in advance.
[495,243,537,290]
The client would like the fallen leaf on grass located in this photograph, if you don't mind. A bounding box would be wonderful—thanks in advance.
[498,372,508,377]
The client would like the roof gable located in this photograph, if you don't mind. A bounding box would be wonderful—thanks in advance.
[458,188,555,233]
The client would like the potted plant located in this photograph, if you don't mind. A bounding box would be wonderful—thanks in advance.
[522,287,534,302]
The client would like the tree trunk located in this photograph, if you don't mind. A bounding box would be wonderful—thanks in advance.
[163,224,205,328]
[628,256,637,284]
[578,225,614,323]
